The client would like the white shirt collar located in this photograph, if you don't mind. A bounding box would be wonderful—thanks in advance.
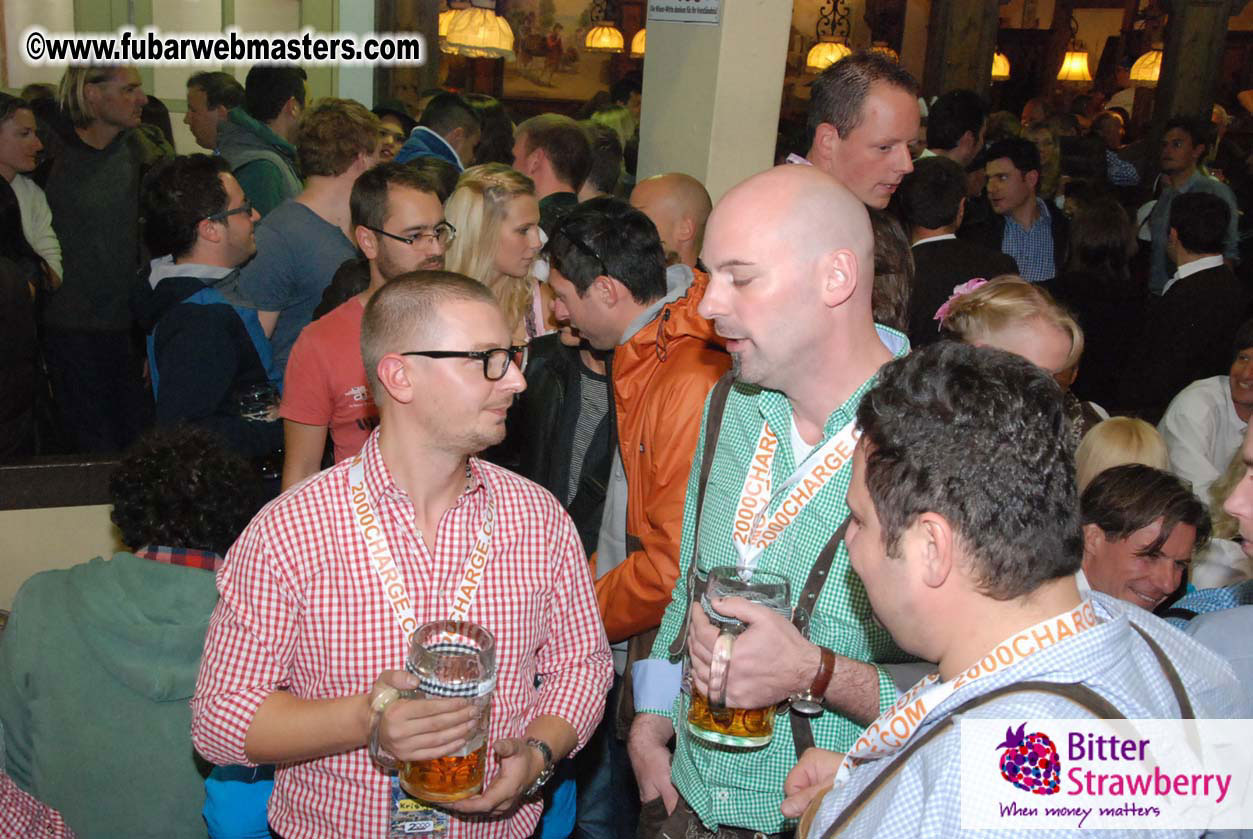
[1075,567,1090,594]
[1162,254,1225,295]
[785,153,813,167]
[912,233,958,247]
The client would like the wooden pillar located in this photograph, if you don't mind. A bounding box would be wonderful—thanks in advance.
[922,0,1000,99]
[375,0,442,111]
[1151,0,1230,127]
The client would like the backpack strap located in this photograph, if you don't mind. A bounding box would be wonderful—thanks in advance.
[818,680,1125,839]
[667,371,735,659]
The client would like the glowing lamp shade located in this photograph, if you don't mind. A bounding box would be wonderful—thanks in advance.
[806,37,852,73]
[1130,48,1162,86]
[442,4,515,59]
[438,8,456,39]
[991,51,1011,81]
[870,41,899,63]
[630,27,646,59]
[1057,49,1093,82]
[585,22,625,54]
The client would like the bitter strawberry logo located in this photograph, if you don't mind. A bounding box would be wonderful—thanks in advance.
[997,722,1061,795]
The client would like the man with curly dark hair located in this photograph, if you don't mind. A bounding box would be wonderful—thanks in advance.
[782,343,1243,837]
[0,427,259,839]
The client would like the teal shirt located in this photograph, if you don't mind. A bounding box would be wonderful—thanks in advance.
[647,326,914,833]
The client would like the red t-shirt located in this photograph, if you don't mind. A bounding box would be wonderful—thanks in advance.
[280,297,378,463]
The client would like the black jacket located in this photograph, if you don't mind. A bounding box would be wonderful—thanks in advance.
[908,238,1019,345]
[1121,263,1251,422]
[136,272,281,457]
[958,203,1070,284]
[501,334,612,556]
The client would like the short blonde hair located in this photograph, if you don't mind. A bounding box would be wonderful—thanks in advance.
[296,98,381,177]
[1075,417,1169,491]
[444,163,537,336]
[940,276,1084,372]
[58,65,125,128]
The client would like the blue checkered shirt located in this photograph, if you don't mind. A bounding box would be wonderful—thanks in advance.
[807,592,1246,838]
[1001,198,1057,283]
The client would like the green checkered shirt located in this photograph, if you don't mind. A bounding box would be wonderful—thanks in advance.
[646,327,912,833]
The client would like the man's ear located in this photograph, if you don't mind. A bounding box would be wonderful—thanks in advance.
[1025,169,1040,191]
[1081,523,1104,561]
[355,224,379,260]
[676,216,696,247]
[813,122,839,155]
[818,248,858,308]
[955,196,967,229]
[913,512,955,590]
[197,218,224,246]
[593,273,619,307]
[376,354,415,404]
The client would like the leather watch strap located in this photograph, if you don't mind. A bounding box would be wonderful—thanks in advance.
[809,646,836,705]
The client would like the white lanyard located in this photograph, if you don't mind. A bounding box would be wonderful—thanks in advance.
[348,454,496,647]
[730,418,859,570]
[844,598,1100,767]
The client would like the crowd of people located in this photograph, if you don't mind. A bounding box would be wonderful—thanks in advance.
[1,49,1252,839]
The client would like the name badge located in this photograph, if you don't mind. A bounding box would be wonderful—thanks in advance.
[390,776,452,839]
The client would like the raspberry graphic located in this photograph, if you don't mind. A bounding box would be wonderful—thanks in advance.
[996,722,1061,795]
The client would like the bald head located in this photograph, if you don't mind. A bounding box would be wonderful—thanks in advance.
[630,173,713,268]
[699,165,877,396]
[708,165,873,286]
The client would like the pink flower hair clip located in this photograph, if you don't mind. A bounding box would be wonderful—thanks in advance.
[934,278,988,328]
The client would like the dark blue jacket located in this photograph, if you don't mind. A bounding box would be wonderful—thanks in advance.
[137,269,281,456]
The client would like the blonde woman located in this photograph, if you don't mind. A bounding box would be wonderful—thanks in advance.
[937,275,1106,445]
[1192,449,1253,587]
[444,163,552,343]
[1074,417,1168,491]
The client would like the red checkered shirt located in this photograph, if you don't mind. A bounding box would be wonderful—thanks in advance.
[135,545,221,571]
[0,771,74,838]
[191,430,612,839]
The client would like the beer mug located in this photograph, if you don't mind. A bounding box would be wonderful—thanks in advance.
[686,566,791,748]
[369,621,496,802]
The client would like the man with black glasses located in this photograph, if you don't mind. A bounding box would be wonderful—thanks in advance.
[136,154,281,458]
[193,271,612,839]
[279,161,451,488]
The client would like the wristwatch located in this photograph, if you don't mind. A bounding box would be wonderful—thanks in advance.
[522,737,555,797]
[790,646,836,717]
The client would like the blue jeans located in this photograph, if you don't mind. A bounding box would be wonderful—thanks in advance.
[574,676,639,839]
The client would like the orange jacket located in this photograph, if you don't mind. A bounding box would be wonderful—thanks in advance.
[593,269,730,642]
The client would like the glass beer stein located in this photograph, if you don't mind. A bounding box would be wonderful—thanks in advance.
[686,567,791,748]
[370,621,496,802]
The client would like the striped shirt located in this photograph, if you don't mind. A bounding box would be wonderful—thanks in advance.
[647,326,913,833]
[191,429,612,839]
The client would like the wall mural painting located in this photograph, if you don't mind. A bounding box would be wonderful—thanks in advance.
[503,0,615,100]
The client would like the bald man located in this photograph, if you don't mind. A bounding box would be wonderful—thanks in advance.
[628,165,911,838]
[629,173,713,269]
[794,51,921,209]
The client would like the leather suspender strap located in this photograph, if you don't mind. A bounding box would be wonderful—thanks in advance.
[818,681,1126,839]
[1129,623,1194,719]
[816,625,1195,838]
[790,518,851,758]
[668,372,736,659]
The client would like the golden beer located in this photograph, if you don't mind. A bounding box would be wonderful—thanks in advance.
[400,740,488,802]
[687,687,776,747]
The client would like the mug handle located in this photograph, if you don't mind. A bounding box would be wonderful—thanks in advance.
[706,630,736,710]
[368,686,417,769]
